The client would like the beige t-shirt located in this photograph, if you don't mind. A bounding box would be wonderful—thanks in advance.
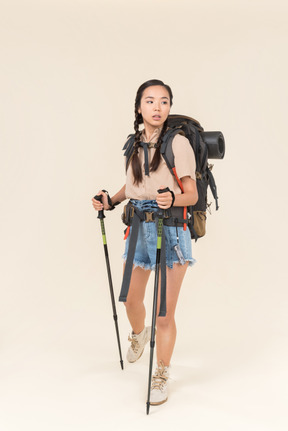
[125,127,196,200]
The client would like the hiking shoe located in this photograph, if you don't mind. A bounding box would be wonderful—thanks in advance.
[150,360,170,405]
[126,326,151,363]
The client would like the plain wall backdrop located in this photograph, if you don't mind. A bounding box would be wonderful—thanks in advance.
[0,1,287,430]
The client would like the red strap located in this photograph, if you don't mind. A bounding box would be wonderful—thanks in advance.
[124,226,130,240]
[172,168,184,192]
[183,207,187,231]
[172,168,187,230]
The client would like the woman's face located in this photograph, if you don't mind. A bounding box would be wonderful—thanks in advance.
[138,85,171,132]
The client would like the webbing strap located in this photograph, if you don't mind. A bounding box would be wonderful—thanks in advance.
[119,208,142,303]
[207,169,219,210]
[119,208,167,317]
[139,142,150,176]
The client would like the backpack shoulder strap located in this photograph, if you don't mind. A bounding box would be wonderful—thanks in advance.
[160,128,183,176]
[123,134,135,172]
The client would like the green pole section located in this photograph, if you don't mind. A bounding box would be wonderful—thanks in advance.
[157,219,163,249]
[100,219,107,245]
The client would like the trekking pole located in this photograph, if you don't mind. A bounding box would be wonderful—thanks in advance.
[94,194,124,370]
[146,187,169,415]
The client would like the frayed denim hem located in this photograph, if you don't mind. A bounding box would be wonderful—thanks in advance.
[122,256,196,271]
[122,255,152,271]
[166,257,197,269]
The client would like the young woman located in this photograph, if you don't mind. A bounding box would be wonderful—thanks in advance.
[92,79,198,406]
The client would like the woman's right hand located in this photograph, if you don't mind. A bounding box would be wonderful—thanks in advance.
[91,190,110,211]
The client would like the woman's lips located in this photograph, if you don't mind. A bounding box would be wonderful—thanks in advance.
[152,115,161,120]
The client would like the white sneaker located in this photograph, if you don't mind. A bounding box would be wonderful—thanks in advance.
[150,360,170,405]
[126,326,151,363]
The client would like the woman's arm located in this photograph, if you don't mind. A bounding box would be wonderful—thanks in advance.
[156,176,198,209]
[173,176,198,207]
[111,185,127,206]
[92,184,126,211]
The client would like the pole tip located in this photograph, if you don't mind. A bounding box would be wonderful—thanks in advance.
[146,402,150,415]
[120,360,124,370]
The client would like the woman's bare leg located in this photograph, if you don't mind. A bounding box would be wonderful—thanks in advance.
[123,264,151,334]
[156,262,189,366]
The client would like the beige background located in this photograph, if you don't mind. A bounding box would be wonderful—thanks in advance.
[0,0,287,430]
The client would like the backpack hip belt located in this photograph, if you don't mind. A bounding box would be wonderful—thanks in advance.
[121,201,189,227]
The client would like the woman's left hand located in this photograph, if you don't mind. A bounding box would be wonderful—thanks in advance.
[156,186,173,209]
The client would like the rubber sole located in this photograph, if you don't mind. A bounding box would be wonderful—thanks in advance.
[150,397,168,406]
[126,348,144,363]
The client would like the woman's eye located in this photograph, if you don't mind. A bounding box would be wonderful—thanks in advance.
[145,100,169,105]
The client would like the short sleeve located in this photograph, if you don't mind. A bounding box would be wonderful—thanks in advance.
[172,134,196,181]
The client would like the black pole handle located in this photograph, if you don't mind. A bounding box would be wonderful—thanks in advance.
[157,187,170,194]
[157,187,171,216]
[94,194,105,219]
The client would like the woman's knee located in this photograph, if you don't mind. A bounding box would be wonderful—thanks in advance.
[124,296,144,311]
[156,314,175,330]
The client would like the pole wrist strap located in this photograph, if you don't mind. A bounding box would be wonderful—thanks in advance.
[169,190,175,207]
[102,189,121,211]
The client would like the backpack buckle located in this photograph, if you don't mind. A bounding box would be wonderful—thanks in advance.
[145,212,154,222]
[163,209,172,219]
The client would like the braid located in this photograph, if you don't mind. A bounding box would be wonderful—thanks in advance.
[150,119,169,173]
[131,110,143,185]
[133,111,142,148]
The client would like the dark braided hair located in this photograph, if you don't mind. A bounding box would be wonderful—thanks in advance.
[131,79,173,185]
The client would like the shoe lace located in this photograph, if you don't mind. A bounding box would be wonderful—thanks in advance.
[151,361,168,391]
[128,335,140,353]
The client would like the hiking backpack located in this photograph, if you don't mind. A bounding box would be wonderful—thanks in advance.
[123,114,225,240]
